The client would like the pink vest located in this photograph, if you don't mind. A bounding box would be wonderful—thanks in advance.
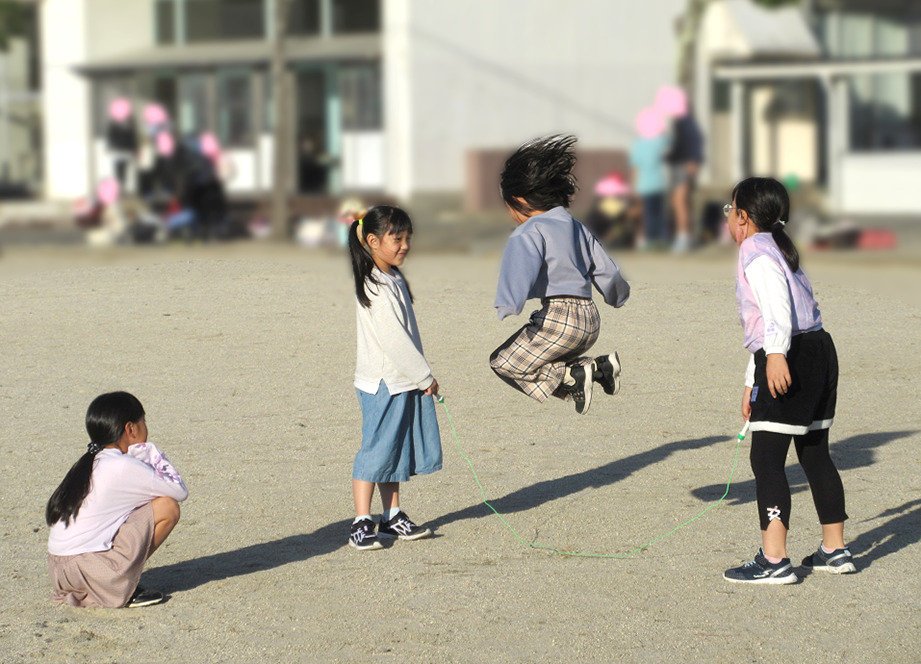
[736,233,822,352]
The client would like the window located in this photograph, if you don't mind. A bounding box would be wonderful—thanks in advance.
[289,0,321,36]
[849,73,921,150]
[818,8,921,58]
[332,0,379,34]
[218,70,253,146]
[155,0,176,44]
[178,74,210,136]
[187,0,265,42]
[340,64,381,130]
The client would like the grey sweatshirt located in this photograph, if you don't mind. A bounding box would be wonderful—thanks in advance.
[494,206,630,320]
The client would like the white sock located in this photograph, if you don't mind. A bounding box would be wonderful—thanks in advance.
[821,543,837,554]
[383,507,402,521]
[353,514,372,524]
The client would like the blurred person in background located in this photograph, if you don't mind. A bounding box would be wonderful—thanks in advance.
[657,86,704,253]
[629,106,670,250]
[584,172,639,249]
[106,98,138,194]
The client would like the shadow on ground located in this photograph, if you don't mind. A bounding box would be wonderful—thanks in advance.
[141,520,349,594]
[691,429,919,570]
[691,430,916,506]
[433,433,726,529]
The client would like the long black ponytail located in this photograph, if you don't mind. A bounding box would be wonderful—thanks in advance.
[45,392,145,527]
[732,176,800,272]
[347,205,415,308]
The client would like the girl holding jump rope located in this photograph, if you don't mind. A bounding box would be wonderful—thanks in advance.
[722,177,855,584]
[345,206,442,550]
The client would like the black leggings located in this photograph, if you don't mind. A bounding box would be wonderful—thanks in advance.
[750,429,848,531]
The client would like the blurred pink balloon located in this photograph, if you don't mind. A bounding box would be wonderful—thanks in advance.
[156,132,175,157]
[144,103,168,127]
[635,107,666,138]
[594,172,630,198]
[97,177,120,205]
[200,132,221,162]
[655,85,688,118]
[108,98,132,122]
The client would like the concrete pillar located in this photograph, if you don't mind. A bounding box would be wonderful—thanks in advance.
[821,74,848,215]
[731,79,745,183]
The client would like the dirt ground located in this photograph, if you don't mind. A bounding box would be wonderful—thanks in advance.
[1,241,919,663]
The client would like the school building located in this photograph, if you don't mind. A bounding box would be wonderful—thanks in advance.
[6,0,921,218]
[697,0,921,216]
[33,0,686,211]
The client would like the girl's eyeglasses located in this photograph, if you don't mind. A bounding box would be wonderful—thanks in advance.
[722,203,738,218]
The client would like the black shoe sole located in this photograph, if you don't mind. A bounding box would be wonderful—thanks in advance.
[593,353,621,396]
[379,527,433,541]
[569,364,592,415]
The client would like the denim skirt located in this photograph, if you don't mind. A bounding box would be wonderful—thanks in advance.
[353,381,442,483]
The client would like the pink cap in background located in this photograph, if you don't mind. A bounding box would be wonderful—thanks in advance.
[594,172,631,198]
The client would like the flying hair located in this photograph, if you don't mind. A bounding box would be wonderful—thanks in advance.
[500,134,579,217]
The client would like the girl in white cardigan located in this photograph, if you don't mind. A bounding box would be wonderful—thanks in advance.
[345,206,442,551]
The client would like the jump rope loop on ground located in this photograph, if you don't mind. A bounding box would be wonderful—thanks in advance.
[437,395,748,559]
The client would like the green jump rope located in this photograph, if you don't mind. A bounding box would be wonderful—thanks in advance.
[437,395,750,559]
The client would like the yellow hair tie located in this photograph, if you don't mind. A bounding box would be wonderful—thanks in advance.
[357,218,364,225]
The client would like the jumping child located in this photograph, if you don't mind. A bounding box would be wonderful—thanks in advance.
[46,392,188,607]
[490,134,631,415]
[347,206,442,550]
[722,177,855,584]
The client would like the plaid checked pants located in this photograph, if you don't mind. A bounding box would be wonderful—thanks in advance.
[489,297,600,402]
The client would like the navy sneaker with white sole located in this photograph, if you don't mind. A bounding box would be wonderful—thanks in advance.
[377,511,432,541]
[802,544,857,574]
[349,518,384,550]
[723,548,797,585]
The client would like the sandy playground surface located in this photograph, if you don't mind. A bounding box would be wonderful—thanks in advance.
[0,241,919,663]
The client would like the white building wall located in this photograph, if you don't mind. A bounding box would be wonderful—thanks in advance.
[841,154,921,215]
[41,0,153,200]
[382,0,414,200]
[41,0,91,200]
[388,0,686,198]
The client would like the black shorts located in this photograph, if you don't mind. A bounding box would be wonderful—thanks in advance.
[749,329,837,435]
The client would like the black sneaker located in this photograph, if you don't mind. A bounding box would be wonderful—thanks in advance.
[723,548,797,585]
[592,353,622,396]
[802,543,856,574]
[377,511,432,541]
[561,363,592,414]
[126,587,164,608]
[349,518,384,550]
